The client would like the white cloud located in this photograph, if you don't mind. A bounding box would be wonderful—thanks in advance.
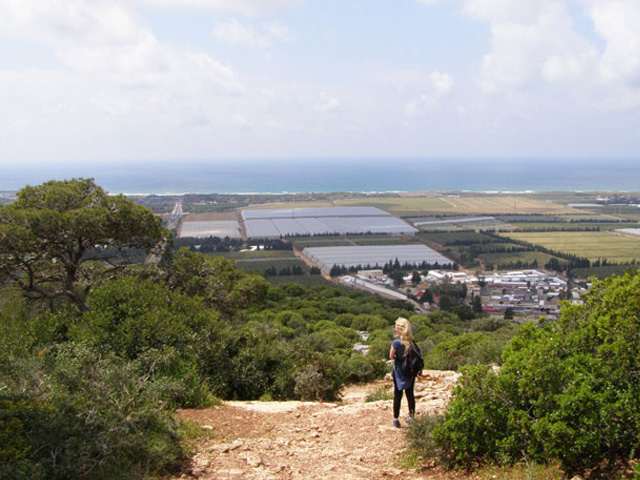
[0,0,143,46]
[212,19,292,47]
[464,0,598,91]
[430,71,454,97]
[316,94,341,113]
[213,19,270,47]
[131,0,300,15]
[264,22,294,42]
[459,0,640,111]
[588,0,640,85]
[0,0,244,162]
[404,72,453,117]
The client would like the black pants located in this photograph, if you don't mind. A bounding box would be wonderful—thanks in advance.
[393,374,415,419]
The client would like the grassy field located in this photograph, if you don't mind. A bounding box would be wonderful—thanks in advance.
[506,231,640,262]
[505,222,640,231]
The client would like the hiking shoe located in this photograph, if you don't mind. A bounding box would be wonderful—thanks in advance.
[392,419,401,428]
[406,417,413,425]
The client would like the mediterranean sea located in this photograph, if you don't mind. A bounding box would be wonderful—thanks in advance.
[2,158,639,194]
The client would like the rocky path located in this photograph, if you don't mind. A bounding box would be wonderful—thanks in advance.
[173,370,460,480]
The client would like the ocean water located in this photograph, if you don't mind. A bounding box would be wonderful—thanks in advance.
[2,158,639,194]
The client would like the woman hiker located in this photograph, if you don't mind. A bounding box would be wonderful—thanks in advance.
[389,317,416,428]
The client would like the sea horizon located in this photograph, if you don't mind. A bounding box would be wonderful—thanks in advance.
[2,158,639,195]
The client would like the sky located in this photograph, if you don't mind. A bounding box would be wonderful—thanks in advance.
[1,0,639,167]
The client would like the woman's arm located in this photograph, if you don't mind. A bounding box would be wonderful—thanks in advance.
[389,345,396,360]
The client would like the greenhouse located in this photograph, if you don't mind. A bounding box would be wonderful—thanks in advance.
[242,206,416,239]
[302,245,453,273]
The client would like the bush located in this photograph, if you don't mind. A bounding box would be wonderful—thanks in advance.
[0,343,184,480]
[71,277,224,407]
[345,353,387,383]
[293,353,346,401]
[406,414,445,459]
[224,322,296,400]
[432,270,640,477]
[424,332,504,370]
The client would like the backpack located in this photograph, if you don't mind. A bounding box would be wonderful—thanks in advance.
[400,342,424,378]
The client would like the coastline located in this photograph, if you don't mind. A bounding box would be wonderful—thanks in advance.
[2,157,640,195]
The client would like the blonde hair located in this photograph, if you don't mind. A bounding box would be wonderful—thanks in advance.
[395,317,414,356]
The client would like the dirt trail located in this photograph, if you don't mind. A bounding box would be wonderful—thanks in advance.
[173,370,461,480]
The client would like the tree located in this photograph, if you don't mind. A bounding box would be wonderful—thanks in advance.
[420,288,434,305]
[0,179,168,311]
[389,269,405,287]
[163,248,269,319]
[471,295,483,314]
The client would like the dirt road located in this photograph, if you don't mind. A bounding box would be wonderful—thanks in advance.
[173,371,460,480]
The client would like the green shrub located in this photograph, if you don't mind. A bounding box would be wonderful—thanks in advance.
[224,322,296,400]
[0,343,184,480]
[293,353,346,401]
[432,270,640,477]
[424,332,504,370]
[365,386,393,403]
[345,353,387,383]
[406,414,445,458]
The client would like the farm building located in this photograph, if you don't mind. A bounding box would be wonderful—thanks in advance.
[179,220,242,239]
[242,206,417,239]
[302,245,453,273]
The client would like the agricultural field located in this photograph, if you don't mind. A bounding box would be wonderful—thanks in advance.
[407,215,507,230]
[213,250,302,271]
[290,234,420,250]
[597,205,640,221]
[571,264,639,280]
[218,250,298,260]
[334,196,452,212]
[499,222,639,232]
[289,238,354,249]
[183,212,240,221]
[349,234,422,246]
[338,194,580,215]
[506,231,640,263]
[247,194,578,216]
[417,231,498,246]
[526,191,610,204]
[478,251,557,270]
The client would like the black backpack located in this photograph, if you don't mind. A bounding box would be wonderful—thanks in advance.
[400,342,424,378]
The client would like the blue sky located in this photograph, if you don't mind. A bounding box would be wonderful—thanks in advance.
[0,0,639,166]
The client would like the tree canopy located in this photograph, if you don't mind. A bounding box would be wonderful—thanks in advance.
[0,178,168,310]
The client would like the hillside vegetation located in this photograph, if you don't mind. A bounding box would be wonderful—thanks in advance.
[2,179,639,479]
